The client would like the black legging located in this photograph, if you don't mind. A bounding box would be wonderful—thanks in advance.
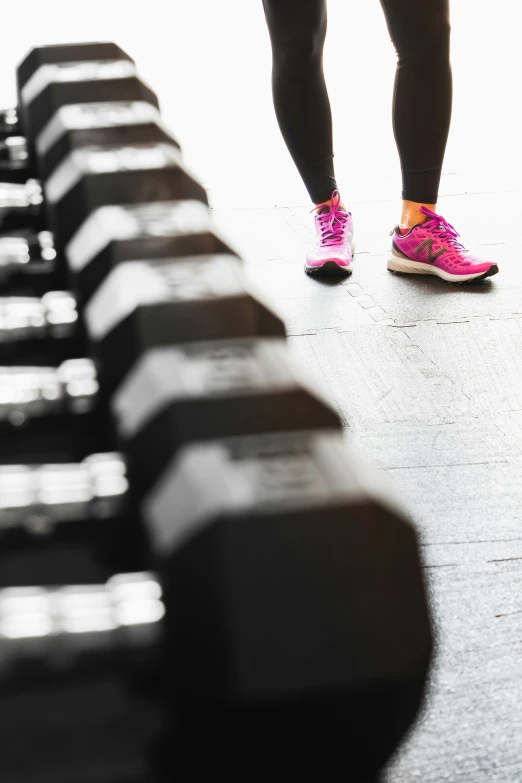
[261,0,452,205]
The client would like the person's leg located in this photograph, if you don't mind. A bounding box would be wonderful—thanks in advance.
[261,0,344,210]
[379,0,452,228]
[262,0,353,275]
[381,0,498,281]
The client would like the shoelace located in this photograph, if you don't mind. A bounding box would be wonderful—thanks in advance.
[420,207,467,251]
[309,191,349,248]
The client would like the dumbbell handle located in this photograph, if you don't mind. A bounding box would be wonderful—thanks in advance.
[0,108,19,138]
[0,452,127,529]
[0,290,77,342]
[0,357,98,424]
[0,229,56,283]
[0,178,45,234]
[0,572,163,669]
[0,178,42,209]
[0,136,28,164]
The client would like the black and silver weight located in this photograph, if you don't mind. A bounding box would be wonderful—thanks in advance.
[0,42,166,181]
[0,40,434,783]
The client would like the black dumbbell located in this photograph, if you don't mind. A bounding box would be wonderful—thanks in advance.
[83,253,286,397]
[19,43,158,167]
[0,227,68,299]
[0,572,162,781]
[0,290,83,363]
[0,180,46,233]
[66,199,231,302]
[0,247,288,447]
[36,100,180,181]
[0,42,141,179]
[0,44,133,140]
[111,336,340,498]
[0,136,29,182]
[0,276,329,494]
[0,570,162,664]
[0,212,239,360]
[70,206,429,779]
[0,453,146,583]
[0,41,432,782]
[16,42,134,117]
[0,100,181,185]
[0,139,205,250]
[0,197,217,296]
[138,428,432,778]
[0,358,113,463]
[0,228,58,289]
[21,54,158,159]
[0,437,430,780]
[0,108,19,140]
[0,81,193,253]
[44,140,206,250]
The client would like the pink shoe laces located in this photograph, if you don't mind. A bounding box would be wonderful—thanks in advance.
[310,190,349,247]
[419,206,467,252]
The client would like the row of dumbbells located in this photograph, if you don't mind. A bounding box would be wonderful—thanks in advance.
[0,41,432,780]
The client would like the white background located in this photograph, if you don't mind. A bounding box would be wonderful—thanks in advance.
[0,0,519,207]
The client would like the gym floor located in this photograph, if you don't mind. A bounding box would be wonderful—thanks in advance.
[1,2,520,780]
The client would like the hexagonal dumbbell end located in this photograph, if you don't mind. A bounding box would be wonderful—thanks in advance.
[45,142,206,248]
[142,429,433,779]
[0,43,135,143]
[0,43,143,181]
[84,254,286,397]
[36,100,181,180]
[16,42,135,113]
[20,51,157,159]
[111,337,341,499]
[66,199,235,302]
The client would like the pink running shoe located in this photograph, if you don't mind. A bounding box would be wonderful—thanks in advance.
[305,190,354,276]
[388,206,498,283]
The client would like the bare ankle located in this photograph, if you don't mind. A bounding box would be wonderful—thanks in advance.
[401,200,436,228]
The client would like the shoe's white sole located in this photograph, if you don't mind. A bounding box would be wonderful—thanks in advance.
[387,254,498,283]
[305,260,352,276]
[304,241,356,276]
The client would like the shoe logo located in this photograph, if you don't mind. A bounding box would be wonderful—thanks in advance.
[414,239,446,264]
